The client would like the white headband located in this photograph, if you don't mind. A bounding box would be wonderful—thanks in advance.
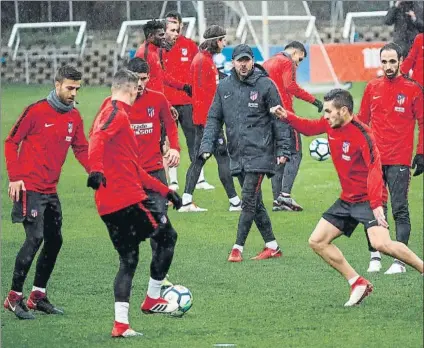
[203,35,226,41]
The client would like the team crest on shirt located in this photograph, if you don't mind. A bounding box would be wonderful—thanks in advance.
[67,122,73,134]
[31,209,38,218]
[181,48,188,56]
[250,91,258,101]
[397,94,406,105]
[342,141,350,154]
[147,107,155,118]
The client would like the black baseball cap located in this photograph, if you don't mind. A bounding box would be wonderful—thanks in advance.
[232,44,254,61]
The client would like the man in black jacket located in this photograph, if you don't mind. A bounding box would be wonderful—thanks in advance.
[199,44,291,262]
[384,1,423,55]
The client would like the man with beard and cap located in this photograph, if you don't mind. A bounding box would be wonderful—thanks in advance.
[199,44,291,261]
[160,11,214,192]
[357,42,423,275]
[4,65,89,319]
[178,24,242,213]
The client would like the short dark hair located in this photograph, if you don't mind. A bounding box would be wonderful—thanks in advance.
[324,89,354,113]
[199,25,226,54]
[165,11,182,24]
[143,19,165,39]
[127,57,150,74]
[112,69,139,90]
[55,65,82,82]
[380,42,403,60]
[284,41,307,58]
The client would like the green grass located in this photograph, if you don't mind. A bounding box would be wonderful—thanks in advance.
[1,83,423,348]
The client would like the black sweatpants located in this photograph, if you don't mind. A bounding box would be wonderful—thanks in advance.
[235,172,276,246]
[271,130,302,199]
[367,164,411,252]
[183,125,237,199]
[174,104,196,162]
[10,191,63,292]
[101,199,177,303]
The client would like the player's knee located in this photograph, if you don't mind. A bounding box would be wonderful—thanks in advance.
[308,236,325,251]
[122,250,139,270]
[370,238,390,253]
[392,205,410,222]
[28,235,43,250]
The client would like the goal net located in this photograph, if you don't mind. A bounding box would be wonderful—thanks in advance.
[222,1,352,93]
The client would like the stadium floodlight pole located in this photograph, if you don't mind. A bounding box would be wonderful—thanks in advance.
[261,1,269,60]
[159,1,168,19]
[197,1,206,43]
[14,0,19,23]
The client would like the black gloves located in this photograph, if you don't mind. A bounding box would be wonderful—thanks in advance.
[312,99,323,113]
[167,190,183,210]
[183,84,192,97]
[87,172,107,190]
[412,154,424,176]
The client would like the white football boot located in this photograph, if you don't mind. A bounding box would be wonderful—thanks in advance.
[196,180,215,190]
[367,259,382,273]
[384,261,406,275]
[178,203,208,212]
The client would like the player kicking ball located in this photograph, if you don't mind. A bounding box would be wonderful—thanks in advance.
[271,89,424,306]
[88,69,183,337]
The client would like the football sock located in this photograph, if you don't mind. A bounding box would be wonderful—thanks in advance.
[115,302,129,324]
[147,278,163,299]
[370,251,381,260]
[198,169,205,183]
[10,290,22,296]
[32,286,46,294]
[348,275,360,286]
[233,244,243,252]
[169,167,178,184]
[265,240,278,250]
[182,193,192,205]
[229,196,241,206]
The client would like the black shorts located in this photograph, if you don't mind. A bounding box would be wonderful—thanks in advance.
[322,199,379,237]
[11,190,62,224]
[144,168,168,216]
[101,202,163,252]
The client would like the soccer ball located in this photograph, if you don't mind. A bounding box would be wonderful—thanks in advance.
[309,138,330,161]
[162,285,193,316]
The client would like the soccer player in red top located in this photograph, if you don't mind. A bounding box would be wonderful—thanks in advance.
[87,69,183,338]
[263,41,323,212]
[135,19,190,96]
[401,33,424,86]
[3,65,89,320]
[161,11,214,191]
[272,89,424,307]
[179,25,241,212]
[358,42,424,274]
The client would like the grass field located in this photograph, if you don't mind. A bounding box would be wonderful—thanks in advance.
[1,83,423,348]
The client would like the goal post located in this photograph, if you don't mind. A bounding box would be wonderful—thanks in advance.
[116,17,197,59]
[343,11,388,43]
[8,21,87,60]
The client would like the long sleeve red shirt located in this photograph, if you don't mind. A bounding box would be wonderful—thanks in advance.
[129,89,180,172]
[285,113,384,209]
[401,33,423,86]
[88,99,169,216]
[191,50,219,126]
[357,75,423,166]
[162,35,198,106]
[262,52,316,112]
[135,41,185,93]
[4,99,89,193]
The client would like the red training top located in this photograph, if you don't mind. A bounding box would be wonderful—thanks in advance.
[4,99,89,193]
[357,75,423,166]
[285,112,384,209]
[401,33,424,86]
[190,50,219,126]
[88,99,169,216]
[162,35,198,106]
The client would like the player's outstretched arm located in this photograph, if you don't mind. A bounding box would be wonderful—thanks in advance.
[271,106,327,136]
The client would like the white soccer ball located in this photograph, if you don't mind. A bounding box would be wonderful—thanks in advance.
[162,285,193,316]
[309,138,331,161]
